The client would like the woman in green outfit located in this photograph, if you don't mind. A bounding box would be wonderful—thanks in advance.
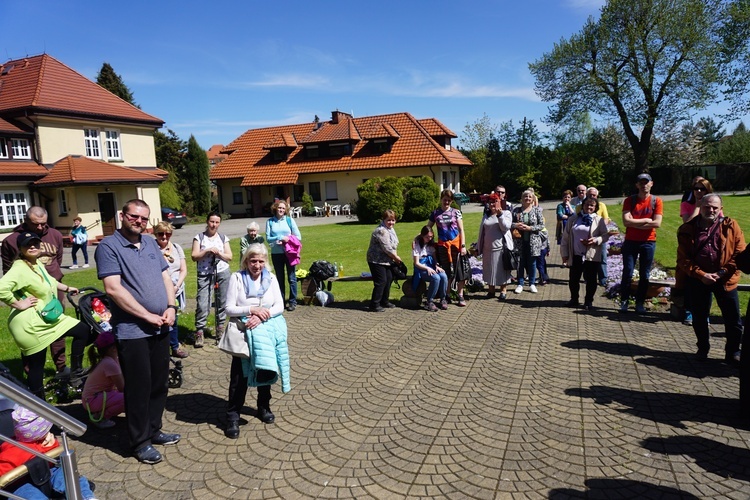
[0,232,92,399]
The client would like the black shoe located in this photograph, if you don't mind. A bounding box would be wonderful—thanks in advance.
[258,407,275,424]
[134,445,163,464]
[369,305,385,312]
[695,349,709,361]
[151,431,181,445]
[565,300,580,308]
[286,302,296,312]
[382,302,396,309]
[583,303,595,311]
[225,420,240,439]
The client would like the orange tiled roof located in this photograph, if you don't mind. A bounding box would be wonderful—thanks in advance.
[206,144,227,159]
[211,112,471,187]
[263,133,298,150]
[0,116,30,134]
[0,55,163,126]
[34,155,164,186]
[417,118,456,138]
[0,160,49,177]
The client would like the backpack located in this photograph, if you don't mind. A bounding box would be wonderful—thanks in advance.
[309,261,336,283]
[628,195,657,216]
[198,232,228,245]
[451,253,473,290]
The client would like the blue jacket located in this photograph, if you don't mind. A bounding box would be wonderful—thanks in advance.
[241,314,291,393]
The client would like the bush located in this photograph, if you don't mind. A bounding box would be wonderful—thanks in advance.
[301,192,315,216]
[403,187,437,221]
[356,177,404,224]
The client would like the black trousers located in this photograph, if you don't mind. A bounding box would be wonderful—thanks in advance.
[368,262,393,309]
[568,256,598,305]
[687,277,743,356]
[226,356,272,423]
[117,331,170,451]
[26,321,92,396]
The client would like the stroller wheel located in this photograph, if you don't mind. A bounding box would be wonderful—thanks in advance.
[168,368,183,388]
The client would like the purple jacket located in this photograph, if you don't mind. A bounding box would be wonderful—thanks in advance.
[284,235,302,266]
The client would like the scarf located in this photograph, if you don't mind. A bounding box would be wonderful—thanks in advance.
[241,268,273,299]
[580,214,593,227]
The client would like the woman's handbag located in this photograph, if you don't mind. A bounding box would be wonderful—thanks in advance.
[391,261,408,281]
[502,247,519,271]
[217,318,250,358]
[39,297,64,324]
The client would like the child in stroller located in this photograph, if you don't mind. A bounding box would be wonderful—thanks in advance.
[68,288,183,389]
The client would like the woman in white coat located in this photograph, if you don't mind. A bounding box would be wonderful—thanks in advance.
[477,193,514,300]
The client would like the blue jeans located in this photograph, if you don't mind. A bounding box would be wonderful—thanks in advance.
[14,467,95,499]
[688,277,743,356]
[195,268,230,331]
[598,252,608,285]
[535,246,549,282]
[517,242,537,286]
[71,243,88,265]
[271,253,297,305]
[620,240,655,304]
[423,271,448,302]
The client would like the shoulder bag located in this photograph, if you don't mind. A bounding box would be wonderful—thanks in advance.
[37,268,64,324]
[218,318,250,358]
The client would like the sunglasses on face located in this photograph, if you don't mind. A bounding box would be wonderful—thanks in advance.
[495,191,505,195]
[156,232,172,237]
[693,186,706,192]
[124,212,149,224]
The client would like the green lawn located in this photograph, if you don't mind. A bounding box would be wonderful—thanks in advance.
[2,195,750,382]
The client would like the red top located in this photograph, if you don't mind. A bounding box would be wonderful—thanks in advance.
[623,195,663,242]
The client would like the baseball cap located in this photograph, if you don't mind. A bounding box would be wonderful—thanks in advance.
[17,232,42,248]
[636,173,652,182]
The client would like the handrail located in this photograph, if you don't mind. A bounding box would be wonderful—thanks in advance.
[0,378,86,437]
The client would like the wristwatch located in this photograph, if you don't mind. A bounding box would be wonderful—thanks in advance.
[167,305,178,311]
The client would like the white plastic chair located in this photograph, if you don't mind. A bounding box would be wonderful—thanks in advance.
[291,207,302,218]
[330,205,341,216]
[314,206,324,217]
[341,204,351,216]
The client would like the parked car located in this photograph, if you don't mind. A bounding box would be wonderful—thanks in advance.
[161,207,187,229]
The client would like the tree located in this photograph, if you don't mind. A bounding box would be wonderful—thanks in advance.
[719,0,750,116]
[183,135,211,215]
[154,129,188,210]
[714,122,750,163]
[459,114,497,193]
[96,63,138,107]
[530,0,735,173]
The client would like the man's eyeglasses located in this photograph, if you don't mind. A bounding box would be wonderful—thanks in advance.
[693,186,706,192]
[123,212,149,224]
[495,191,505,195]
[155,232,172,237]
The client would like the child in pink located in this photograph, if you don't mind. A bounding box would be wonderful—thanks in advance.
[81,331,124,429]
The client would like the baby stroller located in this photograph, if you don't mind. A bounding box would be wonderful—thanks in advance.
[68,287,184,389]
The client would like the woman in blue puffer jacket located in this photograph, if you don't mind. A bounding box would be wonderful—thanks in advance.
[223,243,290,439]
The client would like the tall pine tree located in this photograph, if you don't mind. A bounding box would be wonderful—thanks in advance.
[96,63,138,107]
[184,135,211,215]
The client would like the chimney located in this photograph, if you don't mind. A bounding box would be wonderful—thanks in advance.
[331,110,352,124]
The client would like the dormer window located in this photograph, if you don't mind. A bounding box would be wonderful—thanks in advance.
[0,140,7,159]
[11,139,30,159]
[328,142,352,157]
[444,137,451,151]
[306,145,319,159]
[372,139,392,154]
[272,150,289,162]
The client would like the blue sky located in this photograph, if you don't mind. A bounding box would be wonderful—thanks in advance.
[3,0,745,150]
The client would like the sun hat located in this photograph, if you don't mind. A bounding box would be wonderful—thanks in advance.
[12,406,53,442]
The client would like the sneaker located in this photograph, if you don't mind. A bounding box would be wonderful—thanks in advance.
[133,444,162,465]
[69,265,79,269]
[92,418,116,429]
[619,301,629,313]
[514,285,523,294]
[498,293,507,301]
[383,302,397,309]
[635,303,647,314]
[368,305,385,312]
[440,299,448,310]
[171,347,190,359]
[54,367,71,380]
[82,264,90,268]
[193,330,204,348]
[683,312,693,326]
[457,296,467,307]
[151,431,181,445]
[529,285,538,294]
[286,303,296,312]
[424,301,439,312]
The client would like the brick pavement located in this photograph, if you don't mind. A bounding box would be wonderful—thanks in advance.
[57,243,750,499]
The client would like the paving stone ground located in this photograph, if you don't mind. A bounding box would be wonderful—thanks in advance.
[58,233,750,499]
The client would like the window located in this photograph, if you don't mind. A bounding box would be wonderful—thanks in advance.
[325,181,338,201]
[58,189,68,215]
[0,191,28,229]
[372,139,391,154]
[11,139,30,159]
[232,186,244,205]
[293,184,304,202]
[105,130,121,160]
[84,129,101,158]
[272,150,288,162]
[306,145,319,159]
[309,182,321,202]
[328,143,351,157]
[0,140,7,159]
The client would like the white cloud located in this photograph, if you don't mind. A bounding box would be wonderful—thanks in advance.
[565,0,605,10]
[238,74,330,89]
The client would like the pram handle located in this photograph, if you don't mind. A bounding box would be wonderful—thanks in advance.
[66,286,106,310]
